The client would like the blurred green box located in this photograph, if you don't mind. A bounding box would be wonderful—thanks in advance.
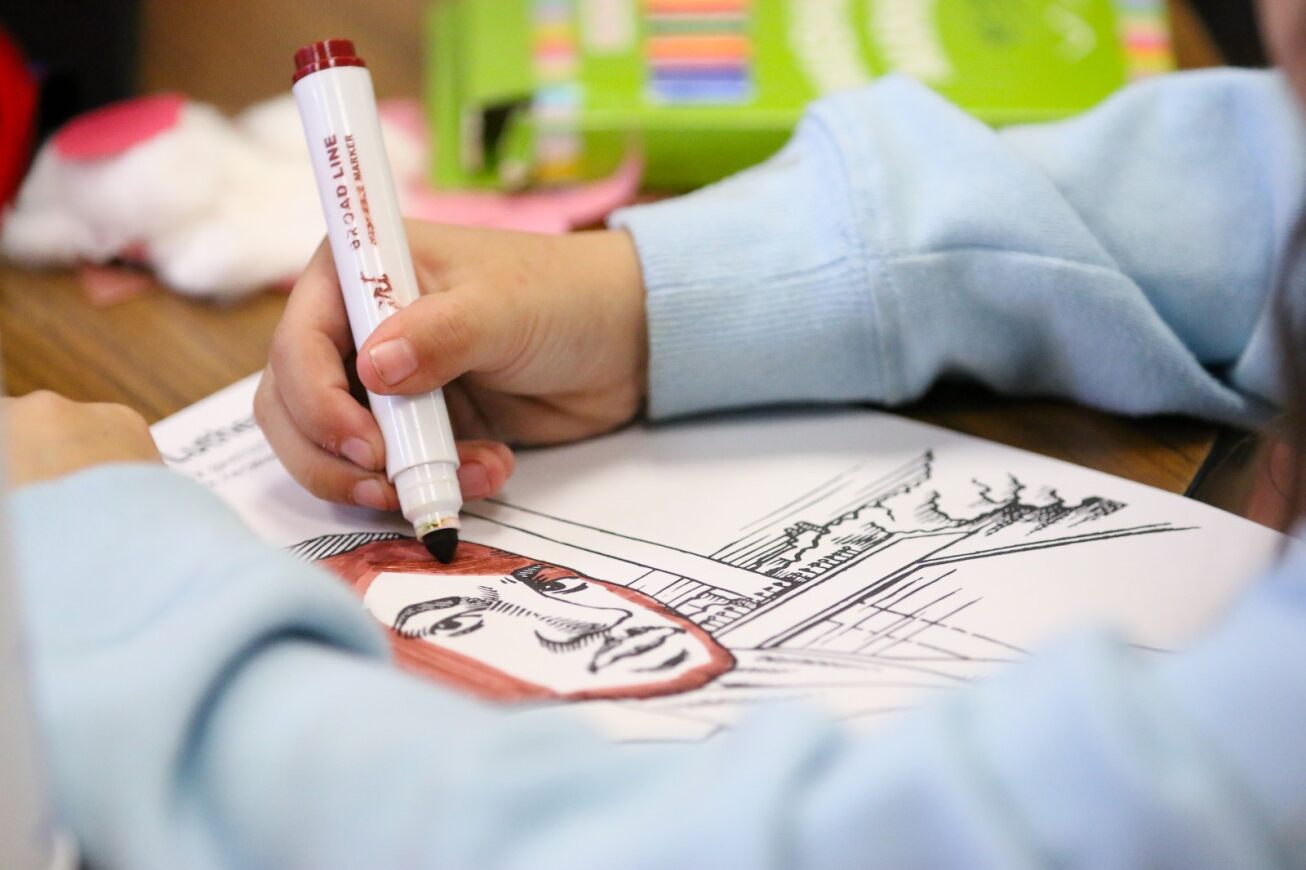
[428,0,1171,190]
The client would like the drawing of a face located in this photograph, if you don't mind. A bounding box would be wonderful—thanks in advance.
[318,538,733,701]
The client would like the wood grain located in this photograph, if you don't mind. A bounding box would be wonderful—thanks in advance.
[0,266,283,422]
[901,386,1215,495]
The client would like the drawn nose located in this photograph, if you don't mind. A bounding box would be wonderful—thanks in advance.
[527,595,630,642]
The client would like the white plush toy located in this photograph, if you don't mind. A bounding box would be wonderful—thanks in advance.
[0,93,638,300]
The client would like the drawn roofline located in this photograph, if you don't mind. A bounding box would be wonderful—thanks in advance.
[470,494,1187,650]
[710,453,1139,588]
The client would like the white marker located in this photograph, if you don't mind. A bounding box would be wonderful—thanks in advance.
[292,39,462,562]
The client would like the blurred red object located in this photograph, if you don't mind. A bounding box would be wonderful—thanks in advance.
[0,27,38,209]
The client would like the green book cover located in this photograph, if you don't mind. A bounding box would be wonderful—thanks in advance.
[428,0,1172,190]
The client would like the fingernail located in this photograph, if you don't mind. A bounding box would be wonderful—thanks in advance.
[341,437,376,470]
[369,338,419,386]
[352,478,390,510]
[458,462,491,499]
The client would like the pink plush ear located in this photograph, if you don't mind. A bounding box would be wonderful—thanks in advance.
[77,264,158,307]
[378,98,428,147]
[53,93,186,161]
[399,155,643,234]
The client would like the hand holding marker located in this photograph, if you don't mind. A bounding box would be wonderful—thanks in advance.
[292,40,462,562]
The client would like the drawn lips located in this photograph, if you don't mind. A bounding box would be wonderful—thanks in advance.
[589,626,683,673]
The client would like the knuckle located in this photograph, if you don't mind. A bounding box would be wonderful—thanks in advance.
[107,401,145,423]
[300,401,348,453]
[90,401,150,435]
[252,377,273,428]
[427,296,480,361]
[267,322,296,375]
[299,462,349,503]
[25,389,65,410]
[21,390,73,423]
[112,405,150,433]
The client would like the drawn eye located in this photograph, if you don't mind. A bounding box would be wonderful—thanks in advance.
[535,578,588,595]
[424,614,484,637]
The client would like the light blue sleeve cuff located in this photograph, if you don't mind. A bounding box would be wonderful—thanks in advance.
[610,114,885,420]
[614,72,1297,426]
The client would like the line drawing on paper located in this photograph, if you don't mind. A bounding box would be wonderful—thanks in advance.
[301,535,734,703]
[295,451,1193,739]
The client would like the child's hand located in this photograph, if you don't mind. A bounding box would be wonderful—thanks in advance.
[4,392,162,487]
[255,223,648,510]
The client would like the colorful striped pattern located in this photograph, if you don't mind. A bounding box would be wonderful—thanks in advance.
[1114,0,1174,79]
[645,0,753,104]
[532,0,584,181]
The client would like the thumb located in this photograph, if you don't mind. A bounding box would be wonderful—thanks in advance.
[355,291,504,395]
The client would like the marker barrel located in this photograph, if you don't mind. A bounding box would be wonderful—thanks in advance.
[292,48,462,537]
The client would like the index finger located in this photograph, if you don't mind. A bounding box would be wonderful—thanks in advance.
[269,239,385,468]
[285,238,354,357]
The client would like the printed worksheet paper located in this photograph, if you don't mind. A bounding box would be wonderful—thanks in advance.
[151,375,1284,741]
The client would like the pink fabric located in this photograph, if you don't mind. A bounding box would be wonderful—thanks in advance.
[402,157,643,234]
[78,264,157,307]
[54,93,185,161]
[380,98,643,234]
[378,98,427,143]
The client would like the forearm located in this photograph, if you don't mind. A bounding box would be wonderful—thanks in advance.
[614,70,1304,425]
[9,465,387,868]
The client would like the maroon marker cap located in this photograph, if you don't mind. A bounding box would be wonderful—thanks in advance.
[293,39,366,84]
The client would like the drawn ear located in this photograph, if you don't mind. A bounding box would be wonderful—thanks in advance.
[510,564,545,583]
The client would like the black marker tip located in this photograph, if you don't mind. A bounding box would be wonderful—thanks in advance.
[422,528,459,564]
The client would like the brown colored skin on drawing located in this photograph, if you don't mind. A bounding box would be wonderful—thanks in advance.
[319,538,735,702]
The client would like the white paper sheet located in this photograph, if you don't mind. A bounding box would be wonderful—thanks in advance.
[152,374,1285,741]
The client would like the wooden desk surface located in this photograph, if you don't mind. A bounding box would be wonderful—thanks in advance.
[0,266,281,418]
[0,263,1217,496]
[0,0,1230,499]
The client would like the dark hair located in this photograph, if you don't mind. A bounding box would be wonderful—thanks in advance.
[1273,211,1306,520]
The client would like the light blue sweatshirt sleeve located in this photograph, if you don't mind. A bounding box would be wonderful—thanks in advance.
[15,467,1306,867]
[611,69,1306,424]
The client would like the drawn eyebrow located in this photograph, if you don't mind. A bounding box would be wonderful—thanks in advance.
[394,596,462,630]
[510,564,545,583]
